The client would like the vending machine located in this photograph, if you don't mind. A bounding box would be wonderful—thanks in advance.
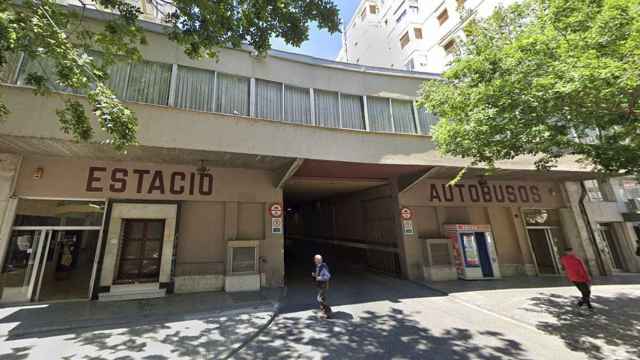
[444,224,501,280]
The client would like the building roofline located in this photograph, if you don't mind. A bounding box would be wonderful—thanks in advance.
[67,4,441,81]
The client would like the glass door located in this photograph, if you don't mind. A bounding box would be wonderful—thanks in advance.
[527,228,561,274]
[599,226,625,272]
[0,230,46,302]
[33,230,101,302]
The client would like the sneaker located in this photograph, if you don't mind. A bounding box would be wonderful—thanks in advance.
[577,301,584,307]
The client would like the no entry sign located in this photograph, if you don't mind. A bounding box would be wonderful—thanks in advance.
[400,207,413,220]
[269,203,283,218]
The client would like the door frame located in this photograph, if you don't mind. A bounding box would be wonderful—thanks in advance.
[525,226,563,275]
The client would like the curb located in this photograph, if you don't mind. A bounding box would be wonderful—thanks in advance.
[2,301,275,340]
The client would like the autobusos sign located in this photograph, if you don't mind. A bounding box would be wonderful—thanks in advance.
[85,166,214,196]
[428,182,543,204]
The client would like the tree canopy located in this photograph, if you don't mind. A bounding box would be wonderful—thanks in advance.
[0,0,340,150]
[419,0,640,176]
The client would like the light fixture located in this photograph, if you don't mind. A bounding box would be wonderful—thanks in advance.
[33,167,44,180]
[196,160,210,175]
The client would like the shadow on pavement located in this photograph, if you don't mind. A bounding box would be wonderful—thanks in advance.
[524,292,640,360]
[0,289,278,341]
[426,274,640,295]
[1,309,272,360]
[237,306,529,360]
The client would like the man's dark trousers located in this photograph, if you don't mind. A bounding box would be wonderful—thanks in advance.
[574,282,592,308]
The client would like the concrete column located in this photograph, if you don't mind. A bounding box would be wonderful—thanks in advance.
[390,178,422,281]
[0,154,22,270]
[261,197,285,287]
[509,207,537,276]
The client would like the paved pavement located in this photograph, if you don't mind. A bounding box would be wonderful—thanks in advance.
[234,270,640,360]
[0,290,280,360]
[1,273,638,359]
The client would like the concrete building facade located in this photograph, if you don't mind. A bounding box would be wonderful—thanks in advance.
[0,7,635,305]
[336,0,515,73]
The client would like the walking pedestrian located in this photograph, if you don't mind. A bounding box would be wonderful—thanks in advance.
[560,247,593,310]
[312,254,332,318]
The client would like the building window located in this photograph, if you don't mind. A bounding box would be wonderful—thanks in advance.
[622,179,640,200]
[400,31,410,49]
[174,65,216,112]
[457,0,466,9]
[314,89,340,128]
[125,61,172,105]
[340,93,366,130]
[215,72,250,116]
[284,84,312,125]
[367,96,393,132]
[405,58,415,71]
[443,39,457,55]
[391,99,417,134]
[360,7,367,20]
[437,8,449,25]
[584,180,605,202]
[417,106,439,135]
[396,9,407,23]
[369,5,379,14]
[409,4,419,15]
[414,27,423,39]
[255,79,283,121]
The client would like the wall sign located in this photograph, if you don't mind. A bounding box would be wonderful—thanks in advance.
[269,203,283,218]
[428,182,543,204]
[400,207,413,220]
[271,217,283,234]
[402,220,414,235]
[85,166,214,196]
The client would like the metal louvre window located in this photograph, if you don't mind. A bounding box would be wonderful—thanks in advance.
[340,94,365,130]
[284,85,312,124]
[231,246,256,273]
[126,61,172,105]
[174,65,216,112]
[391,99,417,133]
[417,107,439,135]
[215,72,250,116]
[314,90,340,128]
[367,96,393,132]
[430,243,452,266]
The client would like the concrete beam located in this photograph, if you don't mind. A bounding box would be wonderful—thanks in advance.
[398,168,435,193]
[275,158,304,189]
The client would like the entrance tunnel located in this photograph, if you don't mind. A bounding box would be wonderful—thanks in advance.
[281,160,428,282]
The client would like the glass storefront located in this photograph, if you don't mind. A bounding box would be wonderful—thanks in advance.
[0,199,105,303]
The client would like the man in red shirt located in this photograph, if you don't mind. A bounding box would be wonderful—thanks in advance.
[560,247,593,309]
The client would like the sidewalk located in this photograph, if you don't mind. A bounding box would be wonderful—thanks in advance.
[424,275,640,360]
[0,288,281,339]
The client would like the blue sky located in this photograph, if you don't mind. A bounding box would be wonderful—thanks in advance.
[271,0,359,60]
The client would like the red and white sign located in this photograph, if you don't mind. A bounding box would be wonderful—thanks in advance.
[269,203,283,218]
[400,207,413,220]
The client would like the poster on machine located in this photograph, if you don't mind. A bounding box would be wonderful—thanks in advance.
[461,234,480,267]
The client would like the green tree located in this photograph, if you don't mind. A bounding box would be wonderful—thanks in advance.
[0,0,340,150]
[419,0,640,177]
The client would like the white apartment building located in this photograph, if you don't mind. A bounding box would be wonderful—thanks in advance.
[337,0,515,73]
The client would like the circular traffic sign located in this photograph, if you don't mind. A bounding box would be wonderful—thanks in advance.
[400,207,413,220]
[269,203,283,217]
